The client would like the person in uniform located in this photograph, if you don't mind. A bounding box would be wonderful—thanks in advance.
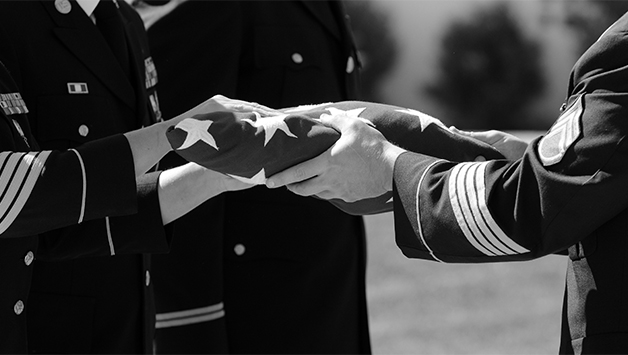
[0,1,254,353]
[134,1,371,353]
[0,48,259,352]
[267,11,628,355]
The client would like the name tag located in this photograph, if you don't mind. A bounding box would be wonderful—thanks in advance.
[68,82,89,94]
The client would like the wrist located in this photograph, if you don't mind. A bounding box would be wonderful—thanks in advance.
[381,142,405,191]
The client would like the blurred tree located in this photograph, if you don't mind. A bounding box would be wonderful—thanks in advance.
[423,3,544,129]
[565,0,628,55]
[344,0,397,102]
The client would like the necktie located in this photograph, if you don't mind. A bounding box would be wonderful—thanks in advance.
[94,0,131,77]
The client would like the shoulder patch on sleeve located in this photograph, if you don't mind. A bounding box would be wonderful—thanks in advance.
[538,94,584,166]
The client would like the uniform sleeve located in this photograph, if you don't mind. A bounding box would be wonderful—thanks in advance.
[392,22,628,263]
[0,134,137,239]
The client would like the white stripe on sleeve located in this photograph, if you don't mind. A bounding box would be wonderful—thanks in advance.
[415,160,445,263]
[448,162,529,257]
[69,149,86,224]
[0,151,51,235]
[106,217,115,256]
[156,303,225,329]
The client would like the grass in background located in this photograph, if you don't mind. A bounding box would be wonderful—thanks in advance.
[364,212,566,354]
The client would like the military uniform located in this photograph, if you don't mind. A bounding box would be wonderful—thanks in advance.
[391,12,628,354]
[144,1,370,353]
[0,1,165,353]
[0,56,170,353]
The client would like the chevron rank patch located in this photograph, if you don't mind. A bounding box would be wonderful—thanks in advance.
[538,94,583,166]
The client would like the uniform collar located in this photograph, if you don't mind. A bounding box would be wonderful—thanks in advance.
[76,0,100,17]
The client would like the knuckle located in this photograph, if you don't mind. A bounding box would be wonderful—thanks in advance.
[293,166,308,181]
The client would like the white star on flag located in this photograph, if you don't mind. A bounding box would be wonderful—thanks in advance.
[228,168,267,185]
[175,118,218,150]
[396,108,448,131]
[241,112,298,146]
[321,107,374,127]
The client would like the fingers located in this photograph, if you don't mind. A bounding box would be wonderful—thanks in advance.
[450,126,484,139]
[266,151,327,188]
[319,110,358,132]
[284,177,327,198]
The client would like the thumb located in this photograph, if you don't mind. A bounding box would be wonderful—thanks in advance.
[450,126,479,138]
[319,111,375,134]
[450,127,497,145]
[319,111,353,133]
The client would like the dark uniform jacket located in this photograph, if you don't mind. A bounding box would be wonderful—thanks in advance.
[145,1,370,353]
[0,1,165,353]
[0,59,170,354]
[390,11,628,354]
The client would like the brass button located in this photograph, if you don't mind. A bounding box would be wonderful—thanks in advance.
[234,244,246,256]
[78,124,89,137]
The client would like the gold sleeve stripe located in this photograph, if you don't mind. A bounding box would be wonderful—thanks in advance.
[156,303,225,329]
[0,151,51,235]
[474,164,529,254]
[415,159,445,263]
[69,149,86,224]
[450,162,497,256]
[464,163,514,255]
[106,217,115,256]
[449,162,529,256]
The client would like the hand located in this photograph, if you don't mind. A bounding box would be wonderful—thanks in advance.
[158,163,253,225]
[450,127,529,161]
[172,94,281,124]
[209,169,254,193]
[266,111,406,202]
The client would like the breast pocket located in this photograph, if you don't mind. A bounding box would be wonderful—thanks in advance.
[36,95,122,149]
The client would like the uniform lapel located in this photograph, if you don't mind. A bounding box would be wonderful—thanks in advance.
[41,0,136,110]
[120,8,151,126]
[299,0,341,41]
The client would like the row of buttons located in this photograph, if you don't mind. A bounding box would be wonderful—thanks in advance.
[290,53,356,74]
[14,251,34,316]
[12,254,149,317]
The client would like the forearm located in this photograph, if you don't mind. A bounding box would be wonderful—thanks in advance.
[123,120,172,176]
[156,163,230,225]
[381,140,407,191]
[123,113,195,177]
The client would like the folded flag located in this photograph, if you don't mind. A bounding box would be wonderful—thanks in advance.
[166,101,504,215]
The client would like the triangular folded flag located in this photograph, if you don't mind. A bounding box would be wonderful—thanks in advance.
[166,101,504,215]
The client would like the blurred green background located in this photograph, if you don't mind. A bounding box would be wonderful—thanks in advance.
[342,1,622,353]
[364,212,566,354]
